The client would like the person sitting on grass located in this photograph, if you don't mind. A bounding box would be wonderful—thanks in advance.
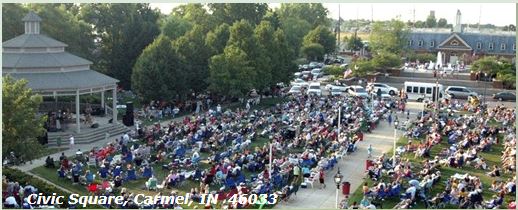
[145,175,158,191]
[487,165,501,177]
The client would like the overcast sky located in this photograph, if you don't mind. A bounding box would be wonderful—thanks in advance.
[150,3,515,26]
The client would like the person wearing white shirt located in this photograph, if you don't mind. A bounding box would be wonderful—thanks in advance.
[4,196,19,208]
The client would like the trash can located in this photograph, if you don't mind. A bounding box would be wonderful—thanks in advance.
[342,182,351,195]
[365,159,374,171]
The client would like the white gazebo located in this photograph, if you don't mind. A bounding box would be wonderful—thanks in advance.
[2,11,119,133]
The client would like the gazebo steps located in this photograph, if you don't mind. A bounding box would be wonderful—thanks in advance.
[47,124,130,147]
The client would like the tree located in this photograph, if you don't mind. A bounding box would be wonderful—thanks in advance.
[262,11,281,30]
[437,18,448,28]
[206,23,231,55]
[3,4,96,60]
[425,13,437,28]
[414,20,425,28]
[280,17,312,57]
[277,3,330,28]
[347,35,364,51]
[132,35,187,102]
[471,56,501,75]
[171,4,215,32]
[160,15,192,40]
[351,59,376,77]
[3,76,47,161]
[301,43,325,61]
[80,3,161,89]
[208,3,268,26]
[208,45,256,98]
[407,53,435,63]
[2,4,28,41]
[371,51,402,69]
[369,20,409,55]
[303,26,336,54]
[174,25,213,93]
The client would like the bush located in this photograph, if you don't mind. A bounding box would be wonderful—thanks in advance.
[322,65,345,76]
[371,51,402,69]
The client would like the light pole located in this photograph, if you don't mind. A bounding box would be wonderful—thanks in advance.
[338,102,342,142]
[483,72,488,108]
[393,120,399,167]
[334,169,343,209]
[269,142,273,180]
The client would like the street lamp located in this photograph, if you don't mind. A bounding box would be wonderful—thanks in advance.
[334,168,343,209]
[393,120,399,167]
[483,72,488,108]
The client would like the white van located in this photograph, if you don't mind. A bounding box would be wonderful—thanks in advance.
[307,82,322,96]
[404,82,444,102]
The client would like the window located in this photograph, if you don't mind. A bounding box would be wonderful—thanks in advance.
[408,40,413,46]
[450,40,459,46]
[477,42,482,49]
[413,87,418,93]
[501,43,506,50]
[513,44,516,51]
[426,87,432,94]
[419,87,425,94]
[489,42,494,50]
[418,40,424,47]
[430,41,435,47]
[406,86,412,93]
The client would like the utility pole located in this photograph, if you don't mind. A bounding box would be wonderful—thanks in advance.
[338,4,341,53]
[478,5,481,31]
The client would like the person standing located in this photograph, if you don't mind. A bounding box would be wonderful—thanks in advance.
[69,135,75,149]
[387,113,393,125]
[367,144,373,158]
[319,169,326,189]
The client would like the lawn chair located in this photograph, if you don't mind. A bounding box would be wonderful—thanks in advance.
[146,178,158,191]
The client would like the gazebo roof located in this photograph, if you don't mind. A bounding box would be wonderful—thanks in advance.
[6,71,118,93]
[3,52,92,68]
[2,11,118,95]
[3,34,68,48]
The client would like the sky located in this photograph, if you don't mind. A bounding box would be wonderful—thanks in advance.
[150,3,516,26]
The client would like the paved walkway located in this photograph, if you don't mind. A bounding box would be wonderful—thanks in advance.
[275,103,423,209]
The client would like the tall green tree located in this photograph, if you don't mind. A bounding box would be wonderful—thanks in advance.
[160,15,192,40]
[174,25,213,93]
[369,20,409,55]
[3,76,46,161]
[80,3,161,89]
[301,43,325,61]
[208,3,268,26]
[227,20,269,91]
[132,35,187,102]
[425,13,437,28]
[277,3,330,28]
[303,26,336,54]
[437,18,448,28]
[2,4,28,41]
[208,45,256,98]
[206,23,231,55]
[172,4,215,32]
[279,17,312,57]
[371,50,402,69]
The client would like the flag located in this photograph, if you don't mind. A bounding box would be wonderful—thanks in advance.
[343,69,352,78]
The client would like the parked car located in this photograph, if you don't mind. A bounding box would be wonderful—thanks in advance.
[325,82,348,91]
[294,72,302,78]
[370,90,392,100]
[290,79,309,87]
[309,62,318,69]
[330,87,346,96]
[301,71,312,80]
[347,85,369,98]
[307,82,322,96]
[367,83,399,95]
[493,92,516,101]
[445,86,478,99]
[311,68,323,78]
[288,86,303,95]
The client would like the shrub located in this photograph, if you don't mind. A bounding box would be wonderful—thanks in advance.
[322,65,345,76]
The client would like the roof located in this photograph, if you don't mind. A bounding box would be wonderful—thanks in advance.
[408,31,516,54]
[3,52,92,69]
[3,34,68,48]
[22,11,42,22]
[4,70,118,91]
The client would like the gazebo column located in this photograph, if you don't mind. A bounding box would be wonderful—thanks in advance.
[101,91,106,114]
[112,87,117,123]
[76,90,81,133]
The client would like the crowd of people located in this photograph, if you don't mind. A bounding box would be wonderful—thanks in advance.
[16,91,399,209]
[355,100,516,209]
